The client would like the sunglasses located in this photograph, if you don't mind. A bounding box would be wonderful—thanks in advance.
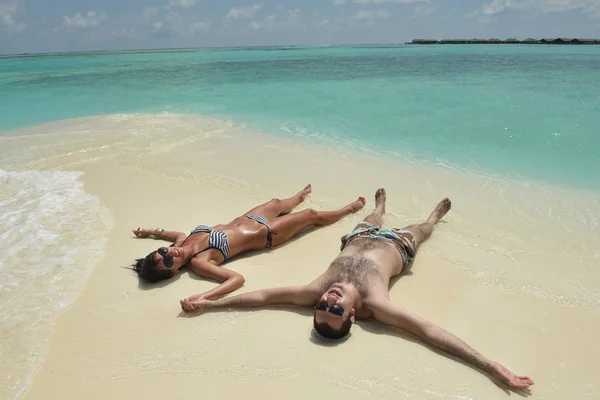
[157,247,174,268]
[314,301,345,316]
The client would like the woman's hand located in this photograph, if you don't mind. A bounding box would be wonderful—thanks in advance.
[180,295,210,313]
[132,227,153,238]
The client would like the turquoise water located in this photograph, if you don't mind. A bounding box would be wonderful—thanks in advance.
[1,45,599,189]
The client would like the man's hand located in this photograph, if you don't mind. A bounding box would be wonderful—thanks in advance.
[490,362,534,389]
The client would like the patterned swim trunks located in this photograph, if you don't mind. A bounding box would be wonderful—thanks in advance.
[340,223,417,272]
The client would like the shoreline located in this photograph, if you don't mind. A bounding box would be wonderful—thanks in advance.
[2,112,598,195]
[1,113,599,399]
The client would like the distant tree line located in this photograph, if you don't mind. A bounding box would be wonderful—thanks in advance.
[407,38,600,45]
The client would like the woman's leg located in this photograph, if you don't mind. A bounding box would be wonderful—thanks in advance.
[244,185,312,221]
[268,197,366,247]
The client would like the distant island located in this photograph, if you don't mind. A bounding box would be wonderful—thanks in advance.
[406,38,600,45]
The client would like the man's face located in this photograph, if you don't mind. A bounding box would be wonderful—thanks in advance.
[313,283,356,329]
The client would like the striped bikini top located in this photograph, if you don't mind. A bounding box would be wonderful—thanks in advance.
[180,215,272,265]
[181,225,231,262]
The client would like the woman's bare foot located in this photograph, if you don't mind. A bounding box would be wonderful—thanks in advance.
[375,188,386,214]
[276,185,313,217]
[347,197,367,213]
[427,198,451,224]
[297,184,312,202]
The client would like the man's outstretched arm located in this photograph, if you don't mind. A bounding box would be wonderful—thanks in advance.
[180,285,318,313]
[369,300,534,389]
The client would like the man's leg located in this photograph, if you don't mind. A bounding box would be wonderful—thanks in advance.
[244,184,312,220]
[268,197,366,247]
[362,188,386,226]
[400,198,451,246]
[339,188,386,244]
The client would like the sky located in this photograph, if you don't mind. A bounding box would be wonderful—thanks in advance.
[1,0,599,54]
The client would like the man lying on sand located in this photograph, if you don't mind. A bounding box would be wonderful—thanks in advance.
[180,189,534,390]
[132,185,365,300]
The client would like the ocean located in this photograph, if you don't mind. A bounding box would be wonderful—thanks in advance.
[1,45,599,399]
[2,45,600,188]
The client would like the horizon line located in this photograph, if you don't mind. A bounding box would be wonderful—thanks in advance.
[2,37,599,57]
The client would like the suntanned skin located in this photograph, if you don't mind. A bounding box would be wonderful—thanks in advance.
[133,185,366,300]
[180,189,534,391]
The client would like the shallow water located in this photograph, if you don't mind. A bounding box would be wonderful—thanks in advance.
[2,45,600,189]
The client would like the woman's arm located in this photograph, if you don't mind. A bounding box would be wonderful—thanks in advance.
[132,227,187,245]
[185,260,246,301]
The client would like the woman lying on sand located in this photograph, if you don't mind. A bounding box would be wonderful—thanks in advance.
[132,185,365,300]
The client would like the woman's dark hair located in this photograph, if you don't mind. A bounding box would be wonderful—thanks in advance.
[133,252,173,283]
[313,314,352,340]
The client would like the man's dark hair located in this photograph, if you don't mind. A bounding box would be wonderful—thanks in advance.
[313,314,352,340]
[132,252,173,283]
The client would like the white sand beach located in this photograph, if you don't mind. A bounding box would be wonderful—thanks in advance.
[2,114,599,400]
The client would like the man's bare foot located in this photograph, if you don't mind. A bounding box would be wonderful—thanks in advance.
[348,197,367,213]
[297,184,312,202]
[375,188,386,213]
[428,198,451,224]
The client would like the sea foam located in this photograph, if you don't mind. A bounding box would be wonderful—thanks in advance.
[0,169,112,399]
